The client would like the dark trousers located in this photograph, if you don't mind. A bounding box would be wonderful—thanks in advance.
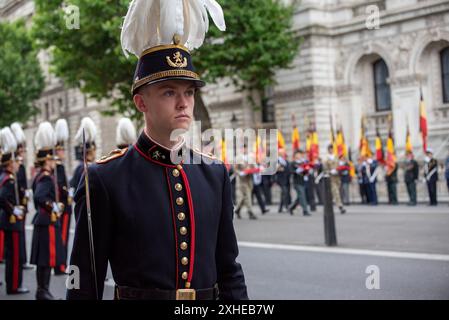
[4,230,24,292]
[366,183,378,205]
[406,181,417,204]
[427,180,438,205]
[306,180,317,211]
[262,177,272,205]
[387,182,398,204]
[278,184,290,212]
[252,184,266,212]
[359,183,368,204]
[291,184,309,214]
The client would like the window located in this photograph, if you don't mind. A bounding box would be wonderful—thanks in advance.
[373,59,391,112]
[440,47,449,103]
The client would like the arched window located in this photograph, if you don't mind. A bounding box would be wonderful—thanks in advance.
[440,47,449,103]
[373,59,392,112]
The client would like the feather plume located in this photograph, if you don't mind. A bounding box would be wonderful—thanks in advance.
[121,0,226,57]
[116,118,137,147]
[75,117,97,144]
[55,119,69,143]
[10,122,26,145]
[0,127,18,154]
[34,122,56,150]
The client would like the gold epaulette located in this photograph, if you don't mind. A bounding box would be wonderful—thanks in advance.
[96,148,128,164]
[9,174,15,181]
[193,148,218,161]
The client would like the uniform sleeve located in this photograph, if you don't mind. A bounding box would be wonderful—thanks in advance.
[34,176,54,212]
[0,180,15,214]
[66,166,112,300]
[215,165,249,300]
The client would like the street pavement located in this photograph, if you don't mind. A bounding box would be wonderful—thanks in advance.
[1,203,448,300]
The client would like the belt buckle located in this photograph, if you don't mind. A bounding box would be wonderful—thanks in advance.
[176,289,196,300]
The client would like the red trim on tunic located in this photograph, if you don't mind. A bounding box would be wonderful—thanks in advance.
[61,212,69,246]
[134,144,177,168]
[165,168,179,289]
[180,169,195,286]
[12,231,19,291]
[48,225,56,267]
[0,230,4,261]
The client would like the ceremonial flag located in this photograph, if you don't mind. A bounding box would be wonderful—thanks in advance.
[277,130,285,150]
[385,130,397,175]
[405,123,413,154]
[336,126,347,158]
[375,128,384,164]
[291,114,300,155]
[419,89,428,152]
[359,116,372,157]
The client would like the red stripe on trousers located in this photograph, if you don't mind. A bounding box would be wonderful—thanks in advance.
[12,231,19,291]
[49,225,56,267]
[0,230,4,261]
[61,213,69,246]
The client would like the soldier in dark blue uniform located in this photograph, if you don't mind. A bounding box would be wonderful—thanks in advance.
[10,123,33,270]
[70,118,97,193]
[67,0,247,300]
[30,122,65,300]
[0,128,29,294]
[423,148,439,206]
[54,119,72,275]
[276,148,291,213]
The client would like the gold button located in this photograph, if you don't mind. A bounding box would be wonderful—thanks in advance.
[172,169,180,177]
[181,272,188,280]
[176,197,184,206]
[181,257,189,265]
[177,212,185,221]
[180,242,188,250]
[180,227,187,235]
[177,165,183,171]
[175,183,183,191]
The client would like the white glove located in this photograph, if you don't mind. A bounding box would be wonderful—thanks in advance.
[13,206,24,218]
[68,187,75,198]
[25,189,32,199]
[52,202,60,214]
[422,178,427,183]
[296,167,304,174]
[331,169,338,175]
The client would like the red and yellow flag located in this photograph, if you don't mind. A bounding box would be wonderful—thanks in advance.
[419,90,428,152]
[254,134,265,164]
[277,130,285,150]
[385,130,397,175]
[405,124,413,154]
[375,129,384,164]
[292,127,300,153]
[291,114,300,155]
[309,127,319,164]
[336,127,347,158]
[359,117,372,158]
[219,138,230,170]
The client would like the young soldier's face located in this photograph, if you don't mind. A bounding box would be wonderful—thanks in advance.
[135,80,196,136]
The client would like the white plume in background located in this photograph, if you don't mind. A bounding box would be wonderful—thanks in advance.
[10,122,26,145]
[116,118,137,146]
[75,117,97,144]
[0,127,18,154]
[121,0,226,57]
[55,119,70,143]
[34,122,56,150]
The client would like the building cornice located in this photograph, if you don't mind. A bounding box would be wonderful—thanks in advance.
[297,0,449,38]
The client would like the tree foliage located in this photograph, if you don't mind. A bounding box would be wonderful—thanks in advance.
[0,20,45,127]
[32,0,300,121]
